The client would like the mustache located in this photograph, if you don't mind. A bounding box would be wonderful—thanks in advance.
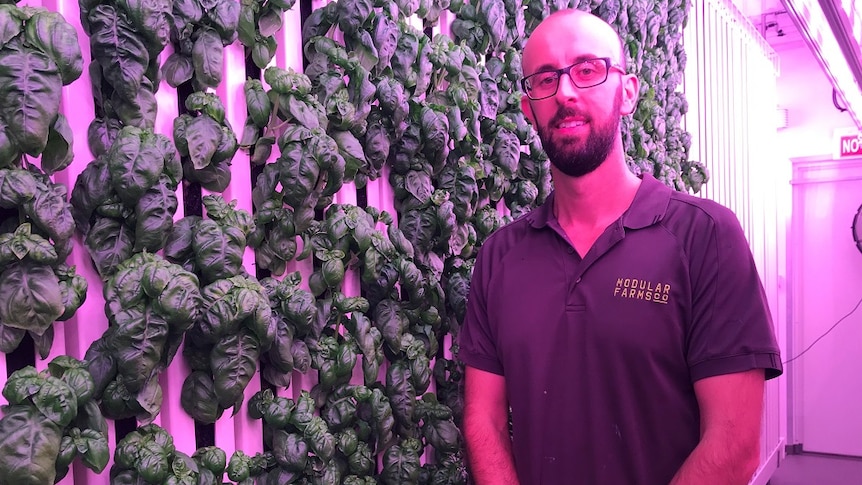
[549,107,590,127]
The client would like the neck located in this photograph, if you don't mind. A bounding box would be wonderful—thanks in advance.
[551,148,641,230]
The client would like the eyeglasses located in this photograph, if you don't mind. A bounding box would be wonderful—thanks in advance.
[521,57,626,100]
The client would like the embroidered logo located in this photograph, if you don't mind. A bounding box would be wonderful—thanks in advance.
[613,278,671,304]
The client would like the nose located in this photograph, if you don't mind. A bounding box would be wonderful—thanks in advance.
[555,72,580,101]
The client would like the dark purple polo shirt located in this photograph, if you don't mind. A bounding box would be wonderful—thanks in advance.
[458,174,782,485]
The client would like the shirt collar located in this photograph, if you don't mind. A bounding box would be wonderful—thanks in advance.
[526,174,672,230]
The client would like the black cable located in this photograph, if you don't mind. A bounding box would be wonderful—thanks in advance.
[782,293,862,365]
[833,88,849,113]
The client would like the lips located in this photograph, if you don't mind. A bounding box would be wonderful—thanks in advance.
[558,119,586,128]
[551,108,589,130]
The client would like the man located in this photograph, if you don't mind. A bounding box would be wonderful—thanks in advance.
[458,9,783,485]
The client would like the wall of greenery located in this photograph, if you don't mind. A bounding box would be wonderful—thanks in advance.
[0,0,701,482]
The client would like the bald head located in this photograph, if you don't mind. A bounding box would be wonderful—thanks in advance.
[522,10,626,76]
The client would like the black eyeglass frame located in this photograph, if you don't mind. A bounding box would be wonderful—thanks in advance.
[520,57,626,100]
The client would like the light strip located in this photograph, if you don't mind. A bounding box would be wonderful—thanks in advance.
[783,0,862,128]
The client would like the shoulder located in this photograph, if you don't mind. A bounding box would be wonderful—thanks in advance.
[663,190,745,238]
[476,209,541,263]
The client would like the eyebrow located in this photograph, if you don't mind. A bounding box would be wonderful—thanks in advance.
[530,54,614,74]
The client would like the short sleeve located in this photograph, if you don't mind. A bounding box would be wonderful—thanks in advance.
[686,208,783,382]
[458,246,505,375]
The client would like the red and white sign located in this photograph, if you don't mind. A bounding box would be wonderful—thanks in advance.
[834,128,862,158]
[839,133,862,157]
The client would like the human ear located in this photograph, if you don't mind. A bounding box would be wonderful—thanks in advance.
[620,74,640,116]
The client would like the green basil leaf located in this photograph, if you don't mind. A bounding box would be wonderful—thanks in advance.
[370,388,395,449]
[336,0,372,35]
[24,178,74,256]
[211,331,260,411]
[347,442,374,476]
[33,375,78,426]
[192,27,223,88]
[59,366,95,406]
[300,2,335,44]
[0,119,20,168]
[83,216,134,278]
[135,431,171,483]
[251,136,275,166]
[263,66,312,96]
[185,115,221,170]
[258,8,282,37]
[86,117,121,158]
[139,257,172,300]
[0,6,21,46]
[303,416,335,462]
[54,269,88,321]
[211,125,237,164]
[330,129,367,178]
[195,278,238,344]
[154,271,202,331]
[30,325,53,359]
[394,0,418,16]
[84,335,117,399]
[371,14,398,74]
[0,262,63,335]
[107,126,165,205]
[245,79,272,128]
[286,94,321,130]
[134,375,163,423]
[2,366,41,405]
[181,371,223,423]
[182,158,232,192]
[0,405,62,485]
[70,157,113,233]
[23,11,83,85]
[226,450,251,482]
[291,339,311,373]
[0,324,25,353]
[117,0,172,51]
[133,181,178,252]
[391,27,418,88]
[73,400,109,437]
[0,169,37,210]
[56,434,76,478]
[173,0,203,30]
[193,446,227,475]
[113,306,169,392]
[163,215,202,265]
[192,220,245,283]
[272,431,307,471]
[41,114,74,174]
[381,442,421,485]
[277,144,319,208]
[207,0,240,43]
[185,92,226,124]
[162,52,194,87]
[0,42,62,156]
[88,5,149,100]
[404,170,432,204]
[1,223,55,264]
[237,4,255,46]
[385,360,415,429]
[424,417,460,454]
[349,29,379,73]
[77,428,109,472]
[322,396,356,432]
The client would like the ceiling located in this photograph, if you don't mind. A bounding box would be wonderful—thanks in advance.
[733,0,806,49]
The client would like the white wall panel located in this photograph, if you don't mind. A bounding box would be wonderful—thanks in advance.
[683,1,791,483]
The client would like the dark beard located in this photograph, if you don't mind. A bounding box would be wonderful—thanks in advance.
[537,92,622,178]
